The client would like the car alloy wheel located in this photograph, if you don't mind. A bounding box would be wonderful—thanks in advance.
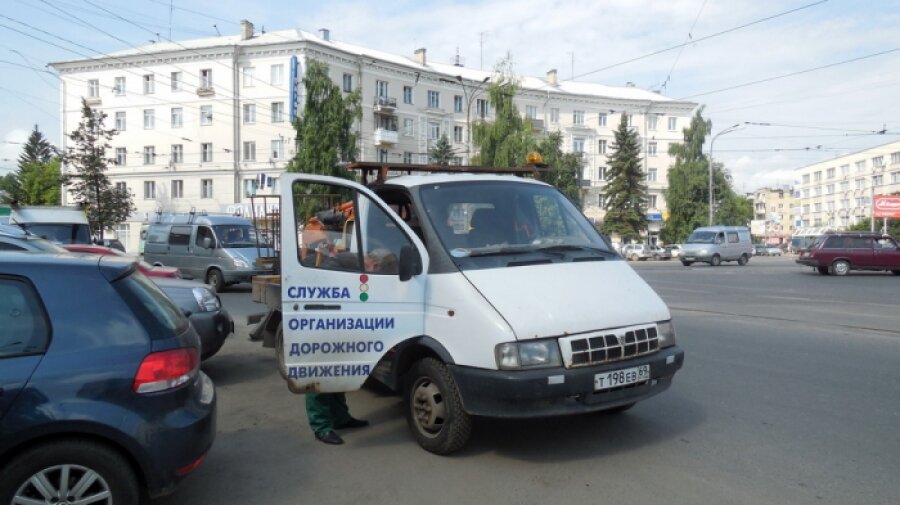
[831,260,850,276]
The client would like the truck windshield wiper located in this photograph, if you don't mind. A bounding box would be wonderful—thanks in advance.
[536,245,616,256]
[453,245,537,258]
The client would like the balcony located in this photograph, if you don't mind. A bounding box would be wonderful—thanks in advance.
[196,86,215,97]
[530,118,545,132]
[374,96,397,114]
[374,128,399,145]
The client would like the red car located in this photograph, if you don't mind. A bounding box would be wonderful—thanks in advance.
[62,244,183,278]
[795,232,900,276]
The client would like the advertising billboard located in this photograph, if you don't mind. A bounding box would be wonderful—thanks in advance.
[874,195,900,218]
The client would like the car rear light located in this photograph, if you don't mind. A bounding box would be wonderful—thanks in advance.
[176,454,206,476]
[133,348,199,393]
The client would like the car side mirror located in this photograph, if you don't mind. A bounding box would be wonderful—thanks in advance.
[398,244,422,282]
[203,237,215,249]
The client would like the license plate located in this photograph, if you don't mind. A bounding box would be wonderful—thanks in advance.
[594,364,650,391]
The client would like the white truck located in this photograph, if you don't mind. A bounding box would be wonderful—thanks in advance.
[251,162,684,454]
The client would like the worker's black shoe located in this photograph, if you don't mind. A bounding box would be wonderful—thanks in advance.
[335,417,370,429]
[314,430,344,445]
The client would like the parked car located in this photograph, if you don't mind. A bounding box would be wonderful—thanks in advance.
[0,225,69,253]
[152,276,234,360]
[621,243,653,261]
[62,243,183,278]
[96,237,126,251]
[650,244,672,260]
[665,244,683,258]
[752,244,768,256]
[765,245,783,256]
[0,253,216,502]
[796,232,900,276]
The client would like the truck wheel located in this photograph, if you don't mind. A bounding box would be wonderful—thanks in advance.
[0,440,139,505]
[206,269,226,292]
[737,254,748,266]
[275,322,287,380]
[681,260,693,266]
[831,260,850,276]
[710,255,721,267]
[406,358,471,455]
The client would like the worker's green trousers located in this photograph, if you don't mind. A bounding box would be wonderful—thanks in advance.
[306,393,352,433]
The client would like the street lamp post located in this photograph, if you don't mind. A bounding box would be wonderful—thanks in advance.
[708,122,744,226]
[440,75,490,164]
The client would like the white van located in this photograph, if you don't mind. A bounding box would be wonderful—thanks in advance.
[680,225,753,266]
[8,206,91,244]
[277,171,685,454]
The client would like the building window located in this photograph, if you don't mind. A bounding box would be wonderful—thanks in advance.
[648,141,657,157]
[647,168,657,182]
[813,171,822,182]
[376,80,388,98]
[244,178,258,197]
[428,122,440,140]
[454,125,463,143]
[171,180,183,199]
[891,172,900,184]
[201,179,213,199]
[647,115,658,130]
[597,166,607,180]
[476,99,488,118]
[873,175,884,186]
[648,195,658,208]
[143,146,156,165]
[87,79,99,98]
[243,66,255,87]
[427,90,440,108]
[243,141,256,161]
[872,155,884,168]
[271,139,283,160]
[599,112,607,127]
[143,181,155,199]
[143,74,154,94]
[114,111,126,131]
[403,118,414,136]
[378,149,389,162]
[114,77,125,96]
[598,139,607,154]
[892,152,900,165]
[855,160,866,172]
[143,109,155,129]
[170,144,183,164]
[841,164,850,176]
[170,72,182,91]
[403,86,413,104]
[243,103,256,124]
[598,194,606,207]
[200,69,212,89]
[115,182,127,193]
[271,102,284,122]
[826,184,834,195]
[342,73,353,93]
[201,105,212,125]
[170,107,183,128]
[826,167,835,179]
[573,137,585,153]
[802,174,810,184]
[525,105,537,119]
[454,95,463,113]
[668,117,677,131]
[573,110,584,125]
[403,152,413,164]
[551,108,559,124]
[115,148,127,166]
[270,64,284,85]
[201,143,213,162]
[624,114,633,127]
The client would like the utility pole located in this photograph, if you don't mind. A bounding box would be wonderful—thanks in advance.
[708,123,743,225]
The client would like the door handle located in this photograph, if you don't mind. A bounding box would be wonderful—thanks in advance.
[304,304,341,311]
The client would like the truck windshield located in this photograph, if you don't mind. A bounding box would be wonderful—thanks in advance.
[420,181,613,266]
[686,231,717,244]
[213,224,259,248]
[20,223,91,244]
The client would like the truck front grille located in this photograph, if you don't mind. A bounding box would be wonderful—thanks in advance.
[565,326,659,367]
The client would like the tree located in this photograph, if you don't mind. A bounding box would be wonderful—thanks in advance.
[429,134,454,165]
[715,179,753,226]
[472,56,535,167]
[63,99,135,240]
[287,59,361,179]
[601,113,647,242]
[536,132,583,208]
[0,125,60,205]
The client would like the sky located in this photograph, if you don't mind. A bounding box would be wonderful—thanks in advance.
[1,0,899,193]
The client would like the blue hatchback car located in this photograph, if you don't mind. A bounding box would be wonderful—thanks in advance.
[0,253,216,503]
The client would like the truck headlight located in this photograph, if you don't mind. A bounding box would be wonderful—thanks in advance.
[233,258,250,268]
[192,287,221,312]
[495,340,562,370]
[656,320,677,348]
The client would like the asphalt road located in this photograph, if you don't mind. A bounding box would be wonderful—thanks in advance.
[152,256,900,505]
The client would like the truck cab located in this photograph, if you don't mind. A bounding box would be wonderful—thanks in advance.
[273,165,684,454]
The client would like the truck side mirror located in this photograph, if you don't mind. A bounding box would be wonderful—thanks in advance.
[398,244,422,282]
[203,236,215,249]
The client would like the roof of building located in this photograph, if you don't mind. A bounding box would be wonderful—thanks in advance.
[52,27,682,104]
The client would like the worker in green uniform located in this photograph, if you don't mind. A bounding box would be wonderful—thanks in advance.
[307,394,368,444]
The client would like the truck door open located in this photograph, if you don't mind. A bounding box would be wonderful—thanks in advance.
[279,174,429,393]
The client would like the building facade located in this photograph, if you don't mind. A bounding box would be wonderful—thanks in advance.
[794,139,900,231]
[749,187,796,245]
[51,21,697,252]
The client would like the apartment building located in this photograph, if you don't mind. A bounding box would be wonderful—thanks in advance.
[749,187,796,245]
[794,139,900,230]
[51,21,697,252]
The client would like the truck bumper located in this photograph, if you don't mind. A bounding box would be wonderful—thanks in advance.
[450,346,684,418]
